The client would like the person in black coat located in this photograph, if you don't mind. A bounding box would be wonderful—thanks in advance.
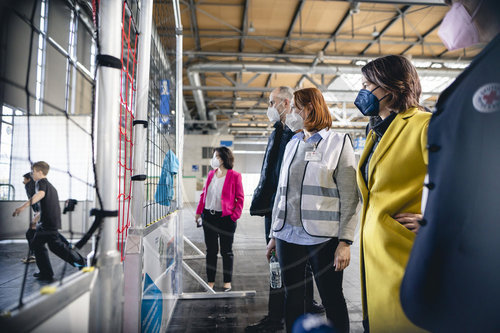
[401,0,500,331]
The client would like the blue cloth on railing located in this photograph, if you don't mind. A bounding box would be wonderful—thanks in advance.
[154,150,179,206]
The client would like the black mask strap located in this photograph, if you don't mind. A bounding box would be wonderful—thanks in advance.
[378,94,390,102]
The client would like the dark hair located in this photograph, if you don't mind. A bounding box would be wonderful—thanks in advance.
[294,88,332,132]
[214,147,234,170]
[23,172,32,180]
[32,161,50,175]
[362,55,422,113]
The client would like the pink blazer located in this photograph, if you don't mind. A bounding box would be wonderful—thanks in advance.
[196,169,244,222]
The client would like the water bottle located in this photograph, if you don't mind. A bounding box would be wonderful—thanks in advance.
[270,250,282,289]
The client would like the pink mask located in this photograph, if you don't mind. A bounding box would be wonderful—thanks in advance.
[438,1,483,51]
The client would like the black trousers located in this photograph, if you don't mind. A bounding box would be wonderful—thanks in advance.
[276,238,349,333]
[265,215,317,321]
[31,225,85,277]
[26,227,70,254]
[202,209,237,283]
[26,228,36,255]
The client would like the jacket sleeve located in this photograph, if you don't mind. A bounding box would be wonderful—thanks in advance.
[334,135,360,242]
[231,173,245,221]
[196,172,212,215]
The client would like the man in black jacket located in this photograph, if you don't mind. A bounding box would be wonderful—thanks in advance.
[246,87,323,332]
[401,0,500,331]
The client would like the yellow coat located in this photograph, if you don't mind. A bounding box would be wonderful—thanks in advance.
[357,107,430,332]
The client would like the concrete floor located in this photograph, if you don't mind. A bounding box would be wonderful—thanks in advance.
[168,204,363,332]
[0,239,91,312]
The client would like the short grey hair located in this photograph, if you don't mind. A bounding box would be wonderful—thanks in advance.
[274,86,294,101]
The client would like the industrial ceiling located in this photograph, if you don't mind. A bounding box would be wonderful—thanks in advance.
[154,0,482,137]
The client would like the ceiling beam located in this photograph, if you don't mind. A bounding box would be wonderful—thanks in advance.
[188,0,201,50]
[280,0,306,52]
[188,62,463,76]
[196,6,242,33]
[183,85,442,95]
[360,5,411,55]
[239,0,249,52]
[295,75,307,89]
[183,50,474,63]
[179,33,447,47]
[177,1,446,6]
[322,8,351,53]
[400,18,442,55]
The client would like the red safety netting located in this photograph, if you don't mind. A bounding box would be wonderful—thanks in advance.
[117,2,138,260]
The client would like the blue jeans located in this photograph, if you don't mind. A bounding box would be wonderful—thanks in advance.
[276,237,349,333]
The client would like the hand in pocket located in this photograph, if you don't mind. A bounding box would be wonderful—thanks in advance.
[393,213,423,234]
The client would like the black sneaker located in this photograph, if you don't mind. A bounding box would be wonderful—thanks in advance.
[33,272,54,281]
[245,316,284,332]
[307,300,325,314]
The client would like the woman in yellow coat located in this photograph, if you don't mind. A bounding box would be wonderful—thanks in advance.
[354,55,430,332]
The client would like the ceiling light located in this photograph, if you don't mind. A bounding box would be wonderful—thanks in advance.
[248,22,255,33]
[430,63,443,69]
[233,112,239,116]
[371,26,379,37]
[413,61,432,68]
[443,62,469,69]
[355,60,367,66]
[349,1,360,15]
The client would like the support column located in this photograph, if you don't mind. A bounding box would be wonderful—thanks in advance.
[89,0,123,332]
[123,0,154,331]
[173,0,185,297]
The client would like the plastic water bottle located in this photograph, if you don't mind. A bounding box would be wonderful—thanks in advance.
[270,250,282,289]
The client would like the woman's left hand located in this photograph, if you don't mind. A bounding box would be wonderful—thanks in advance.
[394,213,423,234]
[334,242,351,271]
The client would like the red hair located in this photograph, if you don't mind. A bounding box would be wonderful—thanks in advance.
[294,88,332,132]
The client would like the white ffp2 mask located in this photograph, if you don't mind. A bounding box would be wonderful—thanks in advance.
[267,101,284,123]
[210,155,221,169]
[285,111,304,132]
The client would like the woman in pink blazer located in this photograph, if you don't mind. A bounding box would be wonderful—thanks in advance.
[195,147,244,291]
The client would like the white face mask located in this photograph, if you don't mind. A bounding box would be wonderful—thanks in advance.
[285,110,304,132]
[267,101,284,123]
[210,154,221,169]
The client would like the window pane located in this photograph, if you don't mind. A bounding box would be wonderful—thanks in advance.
[76,20,92,70]
[47,0,71,50]
[43,43,68,114]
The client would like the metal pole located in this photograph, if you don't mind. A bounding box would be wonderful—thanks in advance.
[89,0,123,332]
[123,0,154,331]
[173,0,185,297]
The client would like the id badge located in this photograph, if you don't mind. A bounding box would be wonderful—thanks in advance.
[304,151,322,162]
